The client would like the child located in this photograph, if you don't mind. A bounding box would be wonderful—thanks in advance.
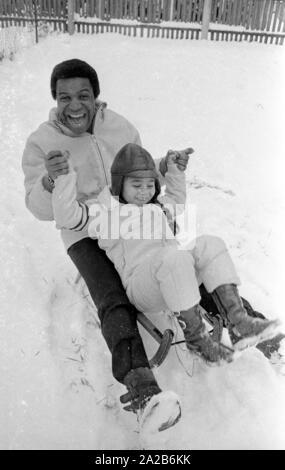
[52,143,280,431]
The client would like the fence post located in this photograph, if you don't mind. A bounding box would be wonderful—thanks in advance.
[98,0,104,20]
[68,0,75,35]
[169,0,175,21]
[201,0,212,39]
[32,0,39,43]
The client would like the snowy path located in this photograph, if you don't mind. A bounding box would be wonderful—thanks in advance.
[0,32,285,449]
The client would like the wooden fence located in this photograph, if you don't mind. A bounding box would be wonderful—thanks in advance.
[73,0,285,32]
[211,0,285,31]
[0,0,67,31]
[0,0,67,18]
[0,0,284,44]
[73,0,202,22]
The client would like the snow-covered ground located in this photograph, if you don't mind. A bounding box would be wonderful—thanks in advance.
[0,31,285,450]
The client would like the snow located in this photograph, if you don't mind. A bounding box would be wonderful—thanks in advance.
[0,30,285,450]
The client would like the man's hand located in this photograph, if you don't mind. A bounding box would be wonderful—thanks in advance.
[44,150,70,180]
[164,147,194,173]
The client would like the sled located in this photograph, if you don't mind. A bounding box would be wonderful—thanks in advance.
[75,273,284,368]
[137,305,218,368]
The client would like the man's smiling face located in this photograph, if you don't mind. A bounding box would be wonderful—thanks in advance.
[56,77,96,135]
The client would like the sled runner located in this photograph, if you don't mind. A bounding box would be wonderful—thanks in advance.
[136,312,175,368]
[75,273,284,368]
[137,284,285,368]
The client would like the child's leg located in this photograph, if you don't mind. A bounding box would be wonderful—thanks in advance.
[188,235,240,292]
[127,246,234,364]
[127,246,200,313]
[188,235,280,349]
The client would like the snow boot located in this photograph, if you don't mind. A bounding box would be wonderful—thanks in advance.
[178,305,234,364]
[212,284,281,351]
[120,367,181,434]
[255,333,285,359]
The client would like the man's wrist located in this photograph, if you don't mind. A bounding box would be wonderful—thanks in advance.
[42,175,55,193]
[48,175,55,188]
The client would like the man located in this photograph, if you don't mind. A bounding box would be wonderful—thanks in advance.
[22,59,190,428]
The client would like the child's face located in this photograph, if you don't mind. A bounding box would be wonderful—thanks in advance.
[122,177,156,206]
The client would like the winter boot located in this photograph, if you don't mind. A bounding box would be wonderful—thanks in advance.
[120,367,181,434]
[212,284,281,351]
[178,305,234,364]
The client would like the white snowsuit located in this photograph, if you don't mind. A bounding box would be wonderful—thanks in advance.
[52,162,240,314]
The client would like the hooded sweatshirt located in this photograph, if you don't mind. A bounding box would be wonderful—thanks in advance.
[22,101,158,250]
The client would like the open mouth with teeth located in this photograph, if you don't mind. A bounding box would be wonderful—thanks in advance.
[67,113,87,126]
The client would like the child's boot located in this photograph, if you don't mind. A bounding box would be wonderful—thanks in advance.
[178,305,234,364]
[212,284,281,351]
[120,367,181,433]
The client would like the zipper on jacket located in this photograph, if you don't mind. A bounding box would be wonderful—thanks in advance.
[91,135,109,187]
[91,101,109,187]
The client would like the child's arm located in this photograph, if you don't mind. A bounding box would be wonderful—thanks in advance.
[158,154,187,208]
[52,171,93,232]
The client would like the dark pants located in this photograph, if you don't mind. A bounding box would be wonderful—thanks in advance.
[68,238,150,383]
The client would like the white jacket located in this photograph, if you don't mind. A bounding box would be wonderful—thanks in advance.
[52,162,186,288]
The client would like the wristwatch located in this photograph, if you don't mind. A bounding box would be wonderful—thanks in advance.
[48,175,55,189]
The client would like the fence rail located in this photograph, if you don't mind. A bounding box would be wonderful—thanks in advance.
[0,0,284,45]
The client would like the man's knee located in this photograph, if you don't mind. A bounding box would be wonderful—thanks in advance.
[100,303,139,352]
[97,286,133,316]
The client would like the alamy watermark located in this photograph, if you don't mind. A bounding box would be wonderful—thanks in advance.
[87,197,197,249]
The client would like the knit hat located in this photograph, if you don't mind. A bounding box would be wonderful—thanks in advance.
[50,59,100,100]
[111,143,161,200]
